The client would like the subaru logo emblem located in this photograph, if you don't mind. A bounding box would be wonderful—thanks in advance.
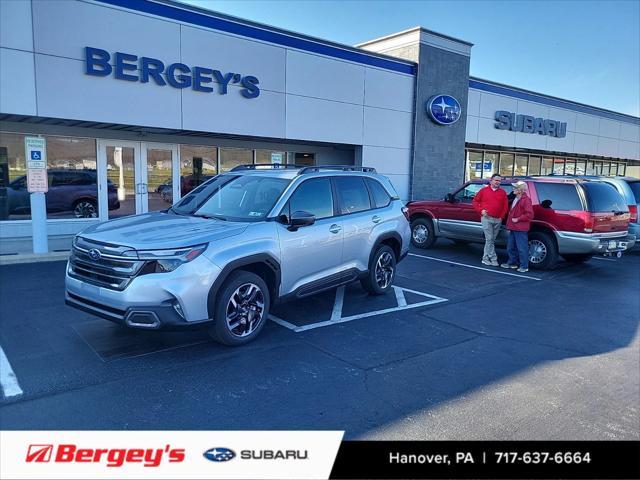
[426,94,462,125]
[203,448,235,462]
[88,248,101,261]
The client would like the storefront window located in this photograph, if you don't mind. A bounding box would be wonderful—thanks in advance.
[528,156,541,175]
[553,157,565,175]
[619,164,626,176]
[514,155,528,176]
[294,153,315,166]
[586,161,596,175]
[466,150,483,180]
[499,153,515,177]
[541,157,554,175]
[255,150,286,165]
[483,152,498,178]
[180,145,217,198]
[575,159,587,175]
[564,159,576,175]
[0,132,29,220]
[609,163,618,176]
[220,148,252,172]
[601,162,611,176]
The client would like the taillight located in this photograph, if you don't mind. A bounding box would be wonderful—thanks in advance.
[401,206,410,221]
[583,213,594,233]
[629,205,638,223]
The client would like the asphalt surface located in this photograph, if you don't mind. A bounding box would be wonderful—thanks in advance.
[0,241,638,440]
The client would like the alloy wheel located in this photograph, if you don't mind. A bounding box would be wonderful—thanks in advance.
[529,239,547,264]
[374,252,394,289]
[74,201,97,218]
[225,283,265,337]
[412,225,428,244]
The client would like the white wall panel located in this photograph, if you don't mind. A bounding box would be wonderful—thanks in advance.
[35,55,181,128]
[286,96,363,144]
[286,50,364,104]
[466,89,481,117]
[32,0,180,61]
[619,123,640,143]
[514,131,548,151]
[183,86,285,138]
[478,92,517,119]
[574,113,599,135]
[573,133,599,156]
[363,107,412,149]
[618,140,640,161]
[361,146,411,175]
[546,132,575,154]
[1,0,33,51]
[364,67,413,112]
[381,173,410,201]
[597,137,619,157]
[465,116,479,143]
[598,119,620,139]
[516,100,549,119]
[0,48,37,115]
[181,26,285,93]
[547,107,577,134]
[477,117,515,147]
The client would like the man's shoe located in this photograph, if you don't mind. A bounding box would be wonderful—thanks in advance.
[510,265,518,269]
[500,263,512,269]
[490,260,499,267]
[516,267,529,273]
[481,259,492,266]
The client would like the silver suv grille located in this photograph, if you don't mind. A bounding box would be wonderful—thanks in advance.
[69,237,145,291]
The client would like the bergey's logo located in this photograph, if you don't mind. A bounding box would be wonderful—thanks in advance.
[26,445,53,463]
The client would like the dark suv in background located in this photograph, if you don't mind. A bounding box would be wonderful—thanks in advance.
[408,176,636,269]
[8,169,120,218]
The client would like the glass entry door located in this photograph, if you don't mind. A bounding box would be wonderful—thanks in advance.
[97,140,178,220]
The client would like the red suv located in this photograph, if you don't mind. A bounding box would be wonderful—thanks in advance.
[407,177,636,269]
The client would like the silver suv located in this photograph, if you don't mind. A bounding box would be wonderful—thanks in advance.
[65,165,410,345]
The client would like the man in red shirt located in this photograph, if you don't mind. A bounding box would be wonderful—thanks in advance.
[472,174,508,266]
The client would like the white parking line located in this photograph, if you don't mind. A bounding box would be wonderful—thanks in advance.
[270,286,448,333]
[0,345,23,398]
[330,286,345,321]
[408,253,541,281]
[592,256,617,262]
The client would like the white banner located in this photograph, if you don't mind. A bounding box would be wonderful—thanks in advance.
[0,430,344,480]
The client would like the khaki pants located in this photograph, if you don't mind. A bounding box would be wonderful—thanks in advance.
[481,215,502,261]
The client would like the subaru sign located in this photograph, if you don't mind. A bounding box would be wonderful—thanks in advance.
[426,95,462,125]
[495,111,567,137]
[203,448,236,462]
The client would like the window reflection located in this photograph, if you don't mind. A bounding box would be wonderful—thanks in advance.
[180,145,217,199]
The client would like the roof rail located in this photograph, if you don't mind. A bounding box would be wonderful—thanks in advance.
[230,163,303,171]
[297,165,377,175]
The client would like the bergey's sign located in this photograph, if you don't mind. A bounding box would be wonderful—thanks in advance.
[495,111,566,138]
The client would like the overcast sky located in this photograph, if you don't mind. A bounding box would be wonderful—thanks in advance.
[182,0,640,117]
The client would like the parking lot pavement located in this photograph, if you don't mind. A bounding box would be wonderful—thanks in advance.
[0,241,638,440]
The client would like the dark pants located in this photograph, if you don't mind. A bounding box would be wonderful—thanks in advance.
[507,230,529,269]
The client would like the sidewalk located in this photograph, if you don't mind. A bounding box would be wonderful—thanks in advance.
[0,235,73,264]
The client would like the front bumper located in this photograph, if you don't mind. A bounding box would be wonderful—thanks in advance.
[555,231,636,255]
[65,253,222,330]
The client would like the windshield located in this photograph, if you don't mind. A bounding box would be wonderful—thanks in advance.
[171,175,290,221]
[628,181,640,203]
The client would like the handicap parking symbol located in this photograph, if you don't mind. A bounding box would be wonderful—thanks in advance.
[31,150,42,160]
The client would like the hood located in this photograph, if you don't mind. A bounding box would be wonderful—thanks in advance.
[78,212,249,249]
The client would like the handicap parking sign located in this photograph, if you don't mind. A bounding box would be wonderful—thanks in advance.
[31,150,42,160]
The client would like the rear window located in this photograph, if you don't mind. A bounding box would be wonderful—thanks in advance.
[534,182,583,211]
[581,182,629,213]
[627,181,640,203]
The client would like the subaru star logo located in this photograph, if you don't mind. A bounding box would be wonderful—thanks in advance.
[203,447,236,462]
[426,94,462,125]
[88,248,101,261]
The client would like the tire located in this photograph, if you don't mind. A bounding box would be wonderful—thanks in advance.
[72,199,98,218]
[361,245,396,295]
[411,217,436,249]
[527,231,558,270]
[562,253,593,263]
[209,271,270,346]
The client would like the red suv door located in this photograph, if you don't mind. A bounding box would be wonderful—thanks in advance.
[438,182,484,240]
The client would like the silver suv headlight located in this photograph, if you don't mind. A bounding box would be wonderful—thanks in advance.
[124,244,208,272]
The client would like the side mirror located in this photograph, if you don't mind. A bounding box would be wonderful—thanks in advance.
[288,210,316,231]
[444,193,455,203]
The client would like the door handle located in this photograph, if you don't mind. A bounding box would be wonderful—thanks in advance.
[329,224,341,234]
[372,215,381,224]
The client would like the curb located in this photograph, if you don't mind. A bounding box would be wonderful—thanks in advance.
[0,251,70,265]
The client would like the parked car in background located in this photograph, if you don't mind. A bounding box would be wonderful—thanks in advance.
[573,176,639,248]
[8,169,120,218]
[407,176,636,269]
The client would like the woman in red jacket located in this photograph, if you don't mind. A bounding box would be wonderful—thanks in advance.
[501,180,535,272]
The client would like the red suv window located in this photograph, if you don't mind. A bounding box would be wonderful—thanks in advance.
[534,182,582,211]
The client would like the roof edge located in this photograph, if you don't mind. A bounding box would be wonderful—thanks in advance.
[356,26,474,48]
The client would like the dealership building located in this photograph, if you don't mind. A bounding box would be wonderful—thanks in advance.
[1,0,639,252]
